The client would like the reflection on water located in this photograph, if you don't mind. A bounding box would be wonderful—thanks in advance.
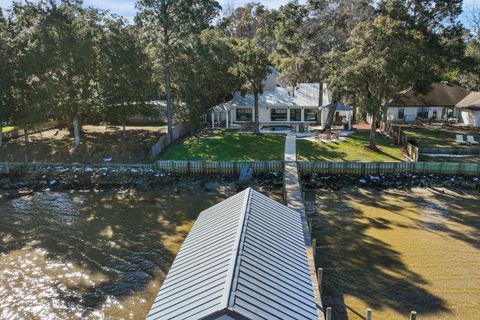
[307,188,480,320]
[0,186,236,319]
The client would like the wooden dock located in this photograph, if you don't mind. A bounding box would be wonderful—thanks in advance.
[284,133,325,320]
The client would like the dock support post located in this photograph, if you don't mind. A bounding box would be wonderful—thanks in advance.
[317,268,323,293]
[366,308,372,320]
[410,311,417,320]
[312,239,317,259]
[326,307,332,320]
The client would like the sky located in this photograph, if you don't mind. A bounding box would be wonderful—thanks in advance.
[0,0,477,27]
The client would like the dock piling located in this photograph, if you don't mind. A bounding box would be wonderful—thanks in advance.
[317,268,323,293]
[410,311,417,320]
[366,308,372,320]
[326,307,332,320]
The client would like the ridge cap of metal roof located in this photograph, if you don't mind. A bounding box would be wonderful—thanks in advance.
[221,187,252,310]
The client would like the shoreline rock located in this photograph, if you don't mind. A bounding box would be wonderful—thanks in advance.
[0,166,284,200]
[302,173,480,191]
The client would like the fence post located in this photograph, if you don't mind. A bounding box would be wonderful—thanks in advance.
[366,308,372,320]
[312,239,317,259]
[409,311,417,320]
[326,307,332,320]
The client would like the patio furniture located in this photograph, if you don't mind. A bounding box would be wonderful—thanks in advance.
[467,135,479,145]
[456,134,466,144]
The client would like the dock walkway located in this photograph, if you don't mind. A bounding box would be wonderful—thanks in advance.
[283,133,324,319]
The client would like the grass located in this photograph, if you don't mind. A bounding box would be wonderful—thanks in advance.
[161,130,285,161]
[297,131,403,162]
[2,126,16,133]
[403,127,480,148]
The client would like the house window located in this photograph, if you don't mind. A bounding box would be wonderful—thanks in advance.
[236,108,252,121]
[398,108,405,119]
[417,107,429,119]
[271,108,287,121]
[304,108,318,122]
[290,108,301,121]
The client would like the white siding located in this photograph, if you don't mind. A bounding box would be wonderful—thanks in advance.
[428,107,443,120]
[388,106,443,122]
[403,108,418,122]
[461,110,480,127]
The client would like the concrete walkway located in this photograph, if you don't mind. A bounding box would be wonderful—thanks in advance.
[284,133,297,162]
[283,133,324,319]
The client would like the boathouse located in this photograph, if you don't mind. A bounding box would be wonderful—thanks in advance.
[147,188,319,320]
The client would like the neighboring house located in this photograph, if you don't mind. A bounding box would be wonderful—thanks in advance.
[126,100,167,124]
[212,69,350,130]
[456,92,480,128]
[387,82,471,123]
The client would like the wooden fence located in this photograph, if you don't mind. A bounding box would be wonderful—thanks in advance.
[4,120,61,140]
[298,161,480,176]
[385,122,480,160]
[406,142,420,161]
[150,123,193,159]
[156,160,284,175]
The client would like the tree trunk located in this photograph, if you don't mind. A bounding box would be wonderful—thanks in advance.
[382,100,390,131]
[254,91,259,133]
[318,83,323,106]
[164,64,174,142]
[122,123,126,140]
[323,98,338,133]
[73,115,81,148]
[24,125,29,144]
[369,114,377,149]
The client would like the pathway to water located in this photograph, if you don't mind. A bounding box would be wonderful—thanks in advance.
[283,133,324,319]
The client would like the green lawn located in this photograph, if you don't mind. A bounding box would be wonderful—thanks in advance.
[1,126,16,133]
[297,131,403,162]
[161,130,285,161]
[403,127,480,148]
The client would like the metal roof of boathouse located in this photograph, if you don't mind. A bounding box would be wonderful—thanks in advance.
[147,188,318,320]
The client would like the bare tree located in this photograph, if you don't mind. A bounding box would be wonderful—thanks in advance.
[468,0,480,37]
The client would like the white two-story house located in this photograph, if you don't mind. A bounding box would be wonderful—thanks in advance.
[211,68,352,131]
